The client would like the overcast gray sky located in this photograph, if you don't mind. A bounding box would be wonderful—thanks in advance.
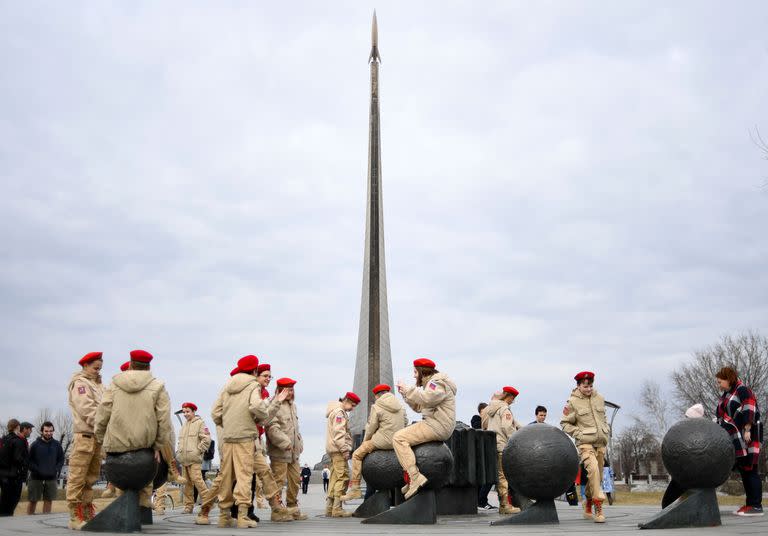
[1,1,767,464]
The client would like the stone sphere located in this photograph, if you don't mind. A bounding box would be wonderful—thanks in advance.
[153,457,168,490]
[661,418,734,488]
[362,441,454,491]
[104,449,158,491]
[502,425,579,500]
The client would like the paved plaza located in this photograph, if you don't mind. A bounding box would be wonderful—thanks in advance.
[0,485,765,536]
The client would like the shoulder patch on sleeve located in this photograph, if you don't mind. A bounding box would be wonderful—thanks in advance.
[78,386,86,395]
[203,427,210,434]
[505,412,512,420]
[336,416,344,423]
[428,381,437,390]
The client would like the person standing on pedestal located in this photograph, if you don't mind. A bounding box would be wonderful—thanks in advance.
[94,350,173,522]
[393,358,457,500]
[560,371,610,523]
[266,377,307,520]
[65,352,104,529]
[486,387,522,515]
[176,402,211,514]
[342,384,406,501]
[324,391,359,517]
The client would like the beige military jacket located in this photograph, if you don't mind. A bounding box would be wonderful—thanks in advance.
[68,370,104,434]
[265,400,303,463]
[94,370,172,453]
[176,416,211,466]
[363,392,407,450]
[211,373,281,443]
[485,399,522,453]
[560,388,610,447]
[403,372,458,441]
[325,401,352,455]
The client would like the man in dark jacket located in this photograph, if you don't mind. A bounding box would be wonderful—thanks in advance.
[300,464,311,494]
[27,421,65,514]
[0,420,33,516]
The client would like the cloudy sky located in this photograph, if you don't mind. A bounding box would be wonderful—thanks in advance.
[1,1,767,464]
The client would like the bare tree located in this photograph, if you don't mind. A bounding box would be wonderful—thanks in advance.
[616,423,660,481]
[638,380,672,442]
[54,410,75,458]
[671,331,768,417]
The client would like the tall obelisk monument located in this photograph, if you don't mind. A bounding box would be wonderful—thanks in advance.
[351,10,394,435]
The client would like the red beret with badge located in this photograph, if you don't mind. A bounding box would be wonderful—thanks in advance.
[345,391,361,404]
[237,355,259,373]
[372,384,391,394]
[257,363,271,374]
[502,386,519,397]
[79,352,103,366]
[276,377,296,388]
[413,357,436,369]
[574,371,595,382]
[130,349,153,363]
[181,402,197,411]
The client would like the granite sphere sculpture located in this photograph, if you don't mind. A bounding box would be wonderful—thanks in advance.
[104,449,158,491]
[502,425,579,499]
[362,441,454,491]
[153,457,168,490]
[661,418,734,489]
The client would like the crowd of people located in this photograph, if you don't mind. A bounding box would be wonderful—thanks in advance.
[0,354,763,528]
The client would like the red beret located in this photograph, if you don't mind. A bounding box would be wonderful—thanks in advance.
[574,371,595,382]
[373,384,391,394]
[413,357,436,369]
[230,366,240,376]
[257,364,271,374]
[181,402,198,412]
[277,377,296,388]
[79,352,103,366]
[502,386,519,397]
[345,391,361,404]
[130,349,153,363]
[120,361,130,372]
[237,354,259,373]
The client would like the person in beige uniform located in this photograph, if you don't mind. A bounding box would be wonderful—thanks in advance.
[94,350,172,517]
[265,377,307,521]
[394,358,457,500]
[324,391,360,517]
[561,370,610,523]
[341,384,407,501]
[66,352,104,530]
[485,386,523,515]
[176,402,211,514]
[211,355,289,528]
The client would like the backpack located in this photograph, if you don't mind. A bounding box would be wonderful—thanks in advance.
[203,439,215,461]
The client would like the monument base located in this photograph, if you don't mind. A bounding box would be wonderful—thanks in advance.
[490,498,558,525]
[436,487,477,515]
[639,487,721,529]
[83,490,141,533]
[354,490,392,518]
[361,489,437,525]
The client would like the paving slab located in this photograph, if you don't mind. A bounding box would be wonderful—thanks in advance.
[1,485,765,536]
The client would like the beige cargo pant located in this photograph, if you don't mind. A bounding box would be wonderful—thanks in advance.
[201,469,225,509]
[326,453,349,500]
[271,460,300,508]
[66,433,102,507]
[153,483,167,510]
[350,440,377,482]
[496,452,509,500]
[253,446,279,499]
[392,422,441,480]
[217,441,254,509]
[579,444,606,502]
[182,463,208,509]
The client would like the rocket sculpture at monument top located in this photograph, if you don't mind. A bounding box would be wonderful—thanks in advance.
[351,10,394,436]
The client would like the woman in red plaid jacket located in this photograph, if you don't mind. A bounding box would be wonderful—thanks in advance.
[715,366,763,516]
